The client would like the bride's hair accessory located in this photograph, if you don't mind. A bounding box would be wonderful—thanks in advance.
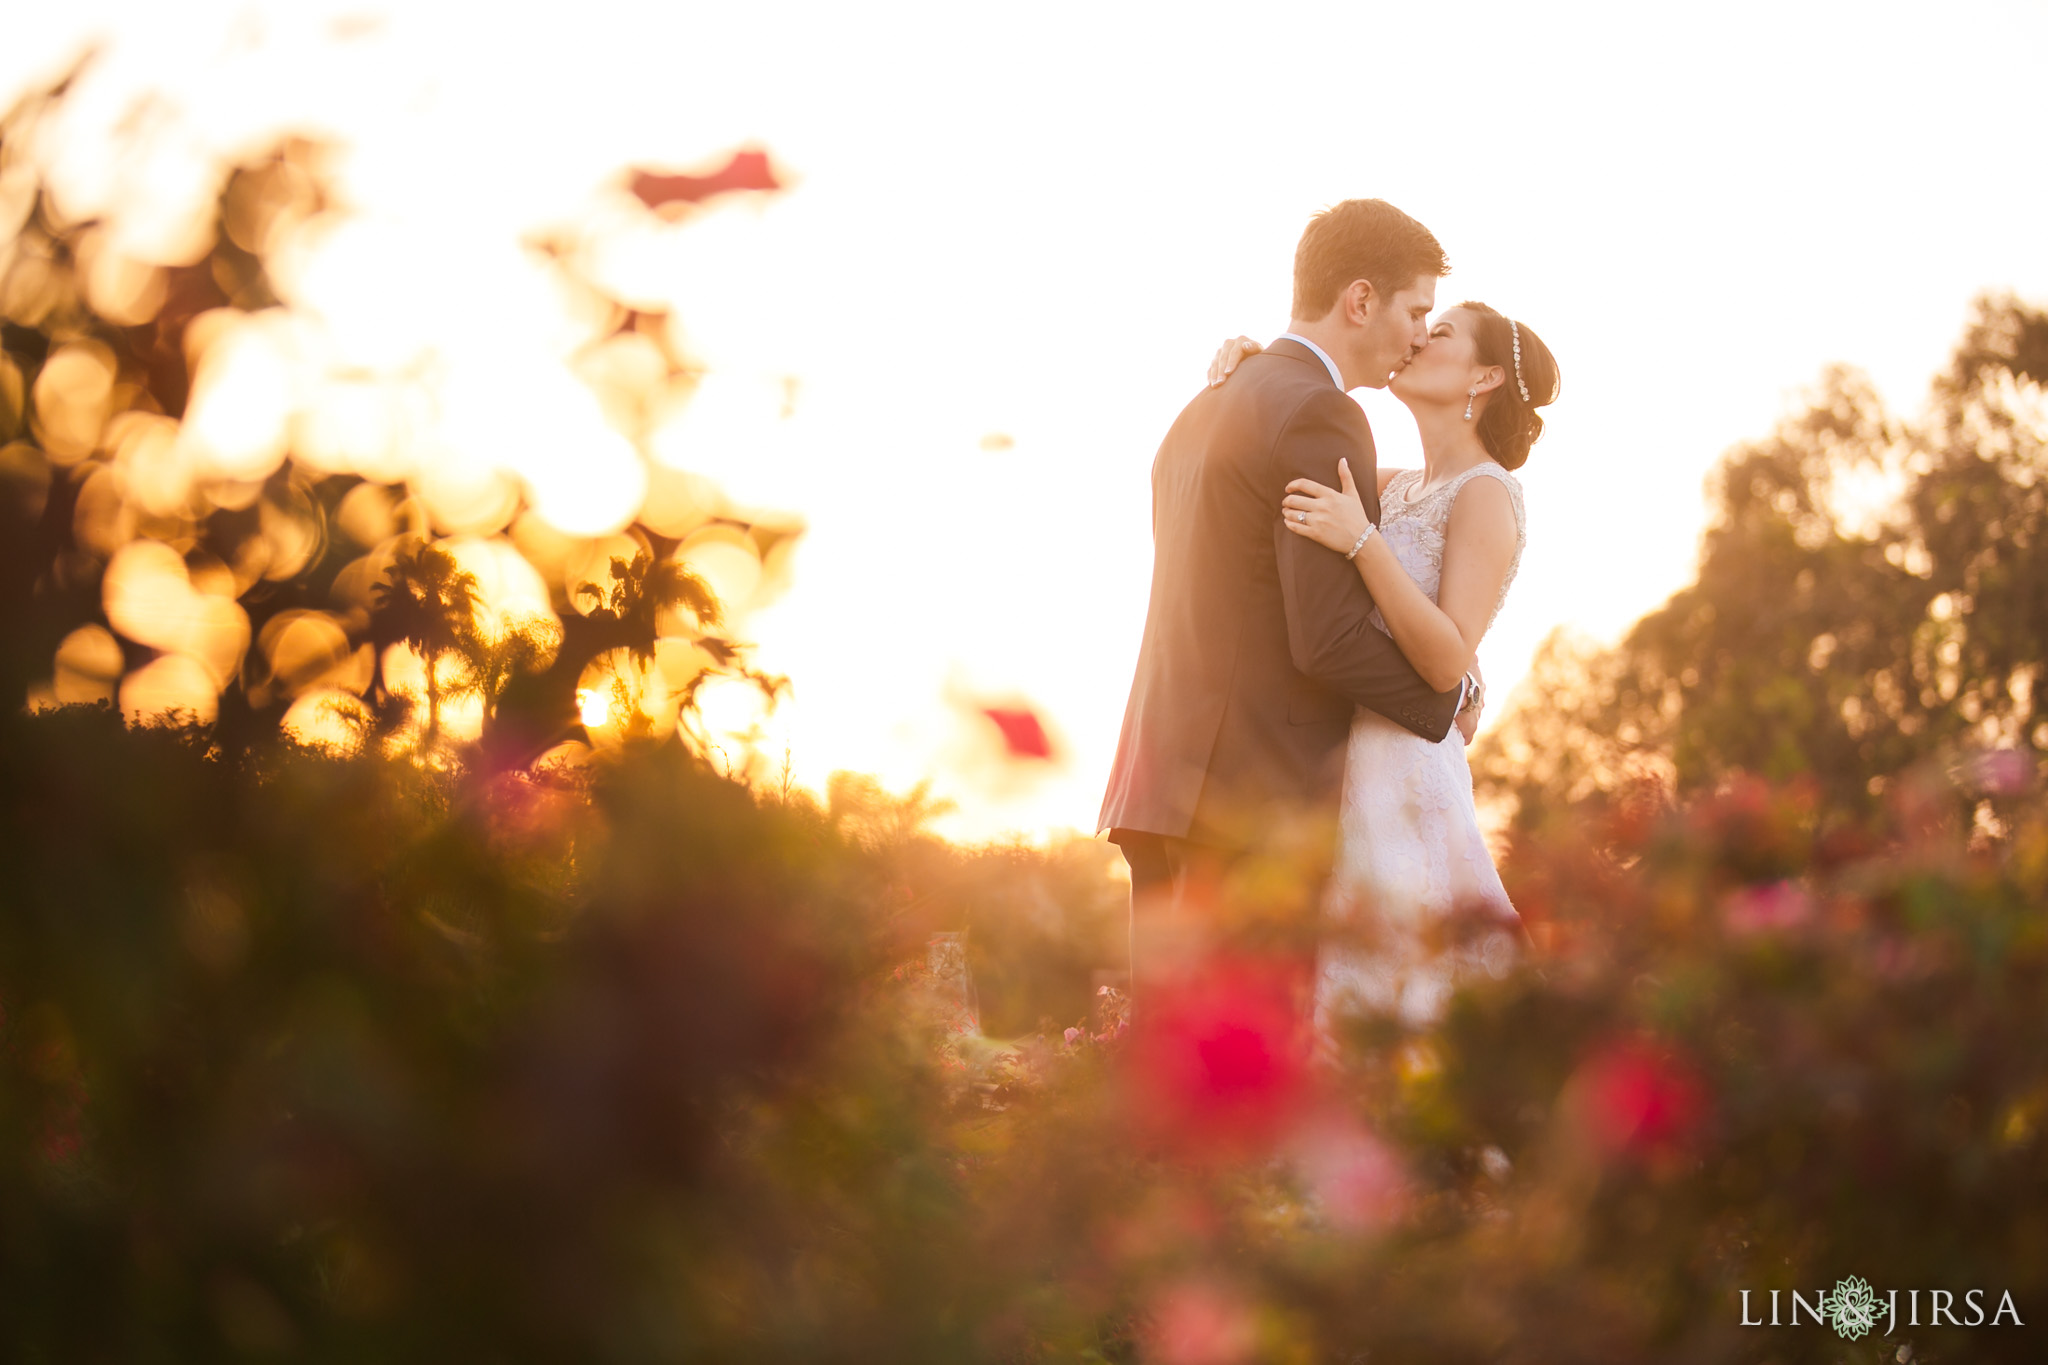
[1509,320,1531,402]
[1344,522,1375,561]
[1450,298,1553,470]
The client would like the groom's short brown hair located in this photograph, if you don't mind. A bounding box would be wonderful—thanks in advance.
[1292,199,1449,320]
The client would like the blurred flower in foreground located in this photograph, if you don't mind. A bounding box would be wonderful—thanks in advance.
[629,149,782,213]
[1686,773,1815,882]
[982,705,1053,760]
[1720,879,1813,936]
[929,680,1068,808]
[1960,748,2034,797]
[1289,1112,1408,1233]
[1571,1038,1706,1163]
[1129,961,1309,1155]
[1141,1277,1258,1365]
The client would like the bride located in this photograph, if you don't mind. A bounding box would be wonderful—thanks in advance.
[1207,302,1559,1036]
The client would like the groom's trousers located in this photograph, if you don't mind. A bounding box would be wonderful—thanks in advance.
[1110,829,1251,998]
[1112,818,1336,1010]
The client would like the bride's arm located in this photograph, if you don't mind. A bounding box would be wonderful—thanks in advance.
[1281,460,1517,692]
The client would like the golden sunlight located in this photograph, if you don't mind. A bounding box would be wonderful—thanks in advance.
[5,0,2045,840]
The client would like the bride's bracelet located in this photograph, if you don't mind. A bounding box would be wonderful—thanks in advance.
[1344,523,1376,560]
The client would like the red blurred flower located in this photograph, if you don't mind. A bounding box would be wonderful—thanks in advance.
[38,1114,82,1165]
[1142,1278,1258,1365]
[1688,772,1815,877]
[1574,1039,1705,1159]
[629,149,781,210]
[982,706,1053,759]
[35,1077,87,1167]
[1128,961,1310,1154]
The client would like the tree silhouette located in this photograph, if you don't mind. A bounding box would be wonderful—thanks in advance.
[1476,293,2048,837]
[369,540,482,751]
[478,550,725,764]
[0,68,792,777]
[455,610,561,734]
[575,549,722,658]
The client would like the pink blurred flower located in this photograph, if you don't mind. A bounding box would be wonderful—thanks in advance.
[1142,1278,1258,1365]
[1128,960,1310,1154]
[1573,1039,1705,1159]
[1963,748,2034,797]
[1290,1113,1407,1233]
[1721,879,1813,935]
[1064,1027,1083,1046]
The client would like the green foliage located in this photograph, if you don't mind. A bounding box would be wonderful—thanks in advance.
[0,703,888,1360]
[820,772,1126,1037]
[5,703,2047,1363]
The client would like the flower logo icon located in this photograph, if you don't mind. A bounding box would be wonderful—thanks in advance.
[1823,1275,1880,1341]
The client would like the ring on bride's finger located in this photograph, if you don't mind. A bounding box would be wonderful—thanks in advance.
[1295,510,1309,524]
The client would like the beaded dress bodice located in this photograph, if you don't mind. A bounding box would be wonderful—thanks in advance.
[1368,462,1527,637]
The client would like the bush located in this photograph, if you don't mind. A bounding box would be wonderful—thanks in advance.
[5,700,2046,1362]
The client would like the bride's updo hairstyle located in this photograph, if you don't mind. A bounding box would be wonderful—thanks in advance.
[1462,301,1560,471]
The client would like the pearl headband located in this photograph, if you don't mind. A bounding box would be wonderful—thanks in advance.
[1509,319,1531,402]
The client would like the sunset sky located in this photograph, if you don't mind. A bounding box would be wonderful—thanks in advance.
[10,0,2048,839]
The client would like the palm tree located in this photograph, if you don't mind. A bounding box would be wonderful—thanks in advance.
[370,540,481,752]
[452,612,561,734]
[573,550,722,661]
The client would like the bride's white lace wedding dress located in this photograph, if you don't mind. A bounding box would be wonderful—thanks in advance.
[1315,461,1527,1039]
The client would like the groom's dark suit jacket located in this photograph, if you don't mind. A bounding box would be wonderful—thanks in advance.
[1098,338,1464,850]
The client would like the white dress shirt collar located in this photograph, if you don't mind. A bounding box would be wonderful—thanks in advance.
[1276,332,1347,392]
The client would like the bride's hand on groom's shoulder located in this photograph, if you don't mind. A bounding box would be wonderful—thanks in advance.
[1281,458,1374,555]
[1206,336,1263,387]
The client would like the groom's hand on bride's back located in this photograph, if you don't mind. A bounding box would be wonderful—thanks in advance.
[1206,336,1263,387]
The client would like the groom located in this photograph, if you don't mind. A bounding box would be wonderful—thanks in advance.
[1099,198,1474,995]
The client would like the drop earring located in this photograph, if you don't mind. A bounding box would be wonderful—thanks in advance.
[1463,387,1477,420]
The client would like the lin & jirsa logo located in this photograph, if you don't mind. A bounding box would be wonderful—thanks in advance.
[1741,1275,2023,1341]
